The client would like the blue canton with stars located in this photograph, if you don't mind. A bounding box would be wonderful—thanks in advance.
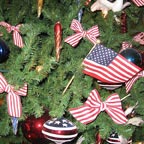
[86,44,118,66]
[45,117,74,128]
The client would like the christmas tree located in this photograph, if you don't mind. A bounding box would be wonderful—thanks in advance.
[0,0,144,143]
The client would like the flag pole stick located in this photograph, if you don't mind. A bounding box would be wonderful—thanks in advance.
[62,75,75,95]
[121,93,131,101]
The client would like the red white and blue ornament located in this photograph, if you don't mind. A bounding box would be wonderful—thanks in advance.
[0,39,10,63]
[107,132,132,144]
[42,117,78,144]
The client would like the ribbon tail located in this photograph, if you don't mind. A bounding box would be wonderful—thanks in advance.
[0,73,8,90]
[125,76,138,93]
[16,83,28,96]
[125,70,144,93]
[70,19,83,32]
[13,31,24,48]
[11,117,18,135]
[65,33,83,47]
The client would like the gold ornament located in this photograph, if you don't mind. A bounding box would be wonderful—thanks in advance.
[36,65,43,72]
[37,0,44,18]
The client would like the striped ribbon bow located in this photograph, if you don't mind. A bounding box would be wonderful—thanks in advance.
[69,89,128,125]
[133,32,144,45]
[0,73,27,118]
[64,19,99,47]
[0,21,24,48]
[132,0,144,6]
[126,70,144,93]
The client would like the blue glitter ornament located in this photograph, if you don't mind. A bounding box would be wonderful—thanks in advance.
[0,39,10,63]
[120,48,142,67]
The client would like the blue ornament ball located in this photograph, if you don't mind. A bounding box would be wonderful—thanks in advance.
[120,48,142,67]
[0,39,10,63]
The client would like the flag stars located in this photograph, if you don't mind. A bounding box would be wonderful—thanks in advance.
[87,44,117,66]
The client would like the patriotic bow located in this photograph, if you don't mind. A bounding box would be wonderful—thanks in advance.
[64,19,99,47]
[0,73,27,134]
[0,21,24,48]
[0,73,27,118]
[132,0,144,6]
[126,70,144,93]
[133,32,144,45]
[69,89,128,125]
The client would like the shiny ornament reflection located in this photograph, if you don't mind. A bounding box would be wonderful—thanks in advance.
[0,39,10,63]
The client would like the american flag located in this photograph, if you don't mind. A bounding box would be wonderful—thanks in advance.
[82,44,141,87]
[132,0,144,6]
[42,117,78,144]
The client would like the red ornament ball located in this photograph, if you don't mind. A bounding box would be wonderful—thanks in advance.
[42,117,78,144]
[21,111,51,144]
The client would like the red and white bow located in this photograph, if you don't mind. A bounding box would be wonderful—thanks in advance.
[126,70,144,93]
[0,21,24,48]
[132,0,144,6]
[0,73,27,117]
[69,89,128,125]
[133,32,144,45]
[64,19,100,47]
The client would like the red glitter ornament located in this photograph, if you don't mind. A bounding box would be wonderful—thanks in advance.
[96,132,104,144]
[121,11,127,33]
[54,22,62,62]
[21,110,51,144]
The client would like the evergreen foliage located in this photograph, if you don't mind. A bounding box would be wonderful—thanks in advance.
[0,0,143,143]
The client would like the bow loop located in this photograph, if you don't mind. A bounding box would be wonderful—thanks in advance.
[65,19,100,47]
[70,19,83,33]
[0,21,24,48]
[69,89,127,125]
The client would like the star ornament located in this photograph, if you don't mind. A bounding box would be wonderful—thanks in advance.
[42,118,78,144]
[90,0,131,18]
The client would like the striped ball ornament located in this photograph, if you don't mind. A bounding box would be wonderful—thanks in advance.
[107,132,132,144]
[42,117,78,144]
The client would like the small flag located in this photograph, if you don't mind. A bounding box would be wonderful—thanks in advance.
[82,44,141,88]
